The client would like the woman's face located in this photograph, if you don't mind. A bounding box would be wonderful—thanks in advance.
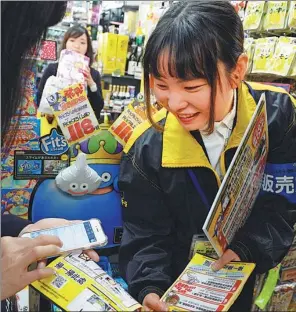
[152,54,235,132]
[66,34,88,55]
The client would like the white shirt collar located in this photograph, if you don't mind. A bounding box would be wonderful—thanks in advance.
[199,89,237,179]
[214,89,237,132]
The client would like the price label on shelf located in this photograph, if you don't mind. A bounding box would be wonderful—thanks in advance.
[47,83,100,145]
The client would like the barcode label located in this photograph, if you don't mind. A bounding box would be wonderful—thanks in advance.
[51,275,67,289]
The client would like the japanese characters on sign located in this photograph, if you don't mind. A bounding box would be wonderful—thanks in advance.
[47,83,100,146]
[161,253,255,311]
[31,253,142,312]
[262,163,296,202]
[14,150,69,179]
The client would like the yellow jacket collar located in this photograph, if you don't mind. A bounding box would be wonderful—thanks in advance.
[162,82,257,168]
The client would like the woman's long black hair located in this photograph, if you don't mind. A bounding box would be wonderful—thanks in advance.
[143,1,244,133]
[1,1,67,147]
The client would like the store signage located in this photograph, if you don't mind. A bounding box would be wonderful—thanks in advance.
[14,150,70,180]
[40,128,68,155]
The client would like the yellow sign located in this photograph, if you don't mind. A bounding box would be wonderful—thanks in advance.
[162,253,256,311]
[31,253,141,311]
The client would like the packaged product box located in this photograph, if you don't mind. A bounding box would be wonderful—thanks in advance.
[244,37,255,74]
[31,252,142,311]
[57,49,89,86]
[161,253,255,311]
[281,245,296,270]
[1,119,40,189]
[281,267,296,283]
[1,141,40,189]
[287,1,296,29]
[243,1,266,31]
[263,1,289,31]
[115,35,129,76]
[1,188,34,219]
[270,37,296,76]
[8,117,40,145]
[268,283,295,311]
[98,33,117,75]
[252,37,278,74]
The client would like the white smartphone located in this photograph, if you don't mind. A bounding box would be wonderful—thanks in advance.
[20,219,107,255]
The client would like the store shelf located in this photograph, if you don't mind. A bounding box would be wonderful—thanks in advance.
[102,73,139,80]
[109,21,124,25]
[245,29,296,39]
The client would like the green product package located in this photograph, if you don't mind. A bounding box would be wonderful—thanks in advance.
[254,264,281,310]
[263,1,289,31]
[288,1,296,28]
[243,1,266,31]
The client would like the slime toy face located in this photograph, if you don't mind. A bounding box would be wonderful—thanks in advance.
[29,125,124,247]
[56,153,102,196]
[29,163,122,247]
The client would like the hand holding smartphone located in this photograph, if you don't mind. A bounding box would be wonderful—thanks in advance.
[20,219,107,257]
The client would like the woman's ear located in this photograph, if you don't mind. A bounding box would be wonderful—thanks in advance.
[230,53,248,89]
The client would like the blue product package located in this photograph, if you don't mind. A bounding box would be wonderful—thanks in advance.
[97,256,110,272]
[114,277,128,290]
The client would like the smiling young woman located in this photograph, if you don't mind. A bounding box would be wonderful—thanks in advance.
[117,1,296,312]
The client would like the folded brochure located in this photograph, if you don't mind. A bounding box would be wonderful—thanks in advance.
[161,253,255,311]
[31,252,142,311]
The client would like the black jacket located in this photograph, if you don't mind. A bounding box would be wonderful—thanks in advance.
[118,82,296,304]
[37,63,104,120]
[1,214,31,237]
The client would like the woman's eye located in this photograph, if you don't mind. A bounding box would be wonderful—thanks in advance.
[185,86,202,91]
[156,84,168,90]
[185,83,208,91]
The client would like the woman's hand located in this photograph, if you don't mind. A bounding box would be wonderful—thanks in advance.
[212,249,241,271]
[142,293,168,311]
[1,235,62,300]
[83,67,95,87]
[19,218,100,266]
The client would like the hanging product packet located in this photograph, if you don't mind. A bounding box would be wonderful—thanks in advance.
[263,1,289,31]
[252,37,278,74]
[268,283,296,311]
[109,98,161,147]
[38,76,82,114]
[270,37,296,77]
[47,83,100,146]
[57,49,90,88]
[31,252,142,311]
[254,265,281,311]
[161,253,255,312]
[287,1,296,29]
[244,37,255,74]
[243,1,266,31]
